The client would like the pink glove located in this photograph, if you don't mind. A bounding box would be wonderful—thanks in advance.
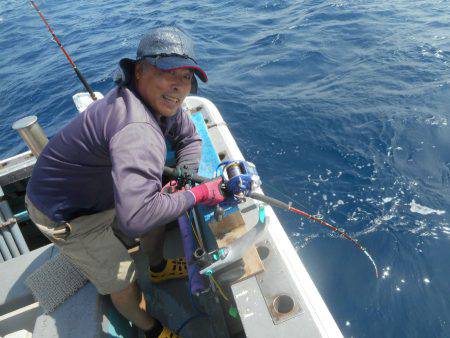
[189,178,225,206]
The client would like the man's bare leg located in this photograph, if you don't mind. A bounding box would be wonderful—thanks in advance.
[141,223,187,283]
[110,281,155,330]
[140,225,166,266]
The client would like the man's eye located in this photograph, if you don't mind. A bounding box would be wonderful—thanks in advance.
[184,74,193,80]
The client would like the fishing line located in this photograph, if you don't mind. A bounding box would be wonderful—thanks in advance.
[262,179,310,211]
[29,0,97,100]
[250,192,379,278]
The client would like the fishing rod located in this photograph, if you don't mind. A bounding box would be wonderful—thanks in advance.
[30,0,97,101]
[164,163,379,278]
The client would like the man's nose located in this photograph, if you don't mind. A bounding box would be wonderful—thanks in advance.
[171,76,188,91]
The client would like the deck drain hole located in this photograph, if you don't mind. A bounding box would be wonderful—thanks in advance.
[273,295,294,314]
[256,245,270,260]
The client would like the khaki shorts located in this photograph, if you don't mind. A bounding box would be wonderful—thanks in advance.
[25,195,136,295]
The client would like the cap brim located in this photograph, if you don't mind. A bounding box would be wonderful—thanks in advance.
[154,56,208,83]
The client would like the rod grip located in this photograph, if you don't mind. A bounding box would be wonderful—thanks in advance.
[74,67,96,100]
[249,192,291,210]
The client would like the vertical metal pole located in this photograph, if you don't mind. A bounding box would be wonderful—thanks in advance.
[12,116,49,157]
[9,115,48,255]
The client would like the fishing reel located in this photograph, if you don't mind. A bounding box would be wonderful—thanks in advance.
[217,160,261,202]
[213,160,261,222]
[165,161,261,221]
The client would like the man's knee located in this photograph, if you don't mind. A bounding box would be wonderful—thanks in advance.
[110,281,137,304]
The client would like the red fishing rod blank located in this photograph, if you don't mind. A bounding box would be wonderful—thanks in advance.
[30,0,97,100]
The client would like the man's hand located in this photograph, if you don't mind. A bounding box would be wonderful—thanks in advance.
[161,180,185,194]
[176,164,195,180]
[189,178,225,206]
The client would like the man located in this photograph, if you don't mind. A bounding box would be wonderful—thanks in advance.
[25,26,223,338]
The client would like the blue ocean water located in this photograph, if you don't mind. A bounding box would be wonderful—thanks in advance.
[1,1,449,337]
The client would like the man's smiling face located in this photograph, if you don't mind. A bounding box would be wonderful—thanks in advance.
[135,61,193,117]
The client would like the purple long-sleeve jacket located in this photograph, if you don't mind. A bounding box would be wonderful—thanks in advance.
[26,86,201,237]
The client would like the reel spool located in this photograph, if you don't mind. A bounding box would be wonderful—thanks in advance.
[218,160,261,202]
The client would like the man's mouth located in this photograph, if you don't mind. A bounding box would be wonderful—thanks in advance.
[162,94,180,104]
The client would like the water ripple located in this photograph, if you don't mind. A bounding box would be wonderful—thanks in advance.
[1,1,450,337]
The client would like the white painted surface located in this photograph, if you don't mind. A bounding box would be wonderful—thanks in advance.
[0,302,40,338]
[72,92,104,113]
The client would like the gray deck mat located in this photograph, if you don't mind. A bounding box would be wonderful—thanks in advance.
[25,253,87,314]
